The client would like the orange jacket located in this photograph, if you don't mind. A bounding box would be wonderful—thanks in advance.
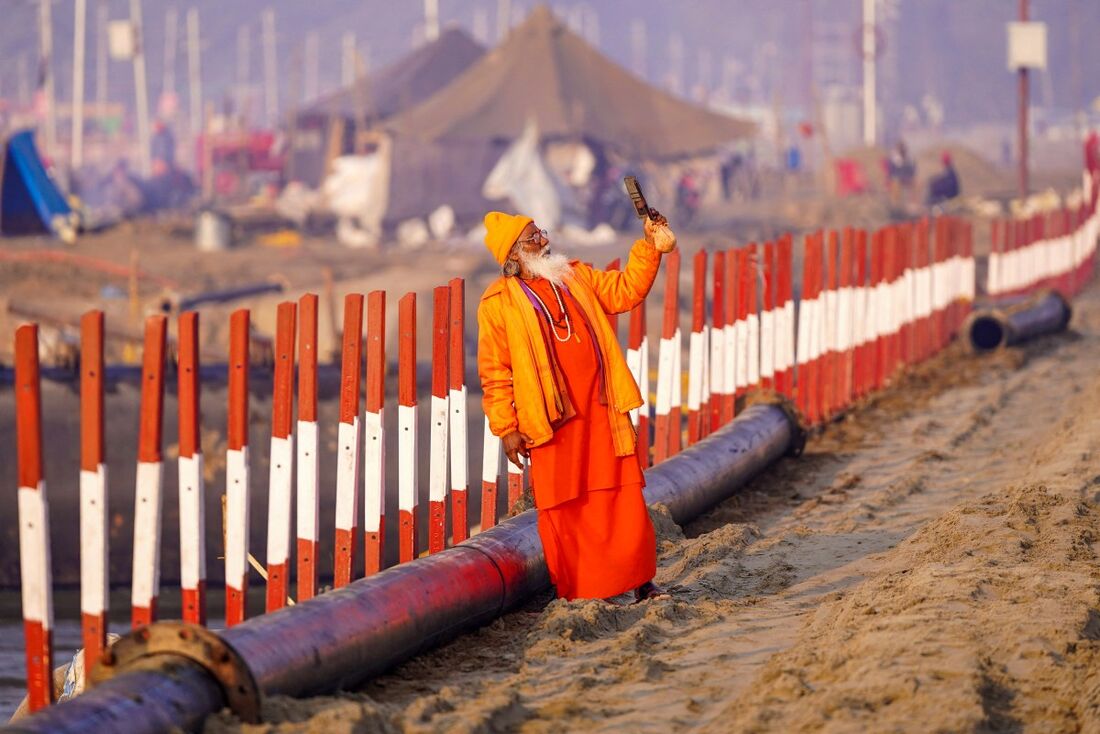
[477,238,663,457]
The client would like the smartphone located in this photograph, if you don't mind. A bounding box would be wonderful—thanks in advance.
[624,175,653,220]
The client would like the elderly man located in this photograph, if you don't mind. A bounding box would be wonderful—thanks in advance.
[477,211,676,602]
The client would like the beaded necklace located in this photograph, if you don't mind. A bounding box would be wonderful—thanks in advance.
[524,280,578,343]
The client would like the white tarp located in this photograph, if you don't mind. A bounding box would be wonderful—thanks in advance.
[322,137,392,249]
[482,119,562,230]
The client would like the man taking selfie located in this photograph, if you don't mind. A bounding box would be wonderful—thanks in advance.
[477,210,676,602]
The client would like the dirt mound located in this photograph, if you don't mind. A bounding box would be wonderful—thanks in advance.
[709,484,1100,733]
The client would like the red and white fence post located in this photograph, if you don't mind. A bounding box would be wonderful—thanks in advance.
[449,279,469,544]
[852,230,869,399]
[708,250,726,431]
[296,294,320,600]
[429,286,451,554]
[744,244,760,398]
[225,310,251,627]
[797,233,823,425]
[775,234,795,398]
[334,295,363,587]
[132,315,167,628]
[363,290,386,575]
[760,241,776,391]
[79,311,107,679]
[654,249,681,463]
[870,229,887,391]
[480,419,501,532]
[627,294,650,467]
[398,293,419,563]
[687,250,708,445]
[725,248,740,422]
[15,323,53,712]
[840,230,857,409]
[178,311,206,625]
[823,232,839,418]
[266,302,296,611]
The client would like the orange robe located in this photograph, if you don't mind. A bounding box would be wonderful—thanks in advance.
[523,277,656,600]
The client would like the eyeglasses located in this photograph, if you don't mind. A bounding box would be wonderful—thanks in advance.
[516,229,548,246]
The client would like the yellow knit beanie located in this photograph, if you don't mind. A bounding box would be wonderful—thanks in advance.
[483,211,533,265]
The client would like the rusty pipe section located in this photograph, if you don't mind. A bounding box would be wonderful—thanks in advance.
[965,290,1072,353]
[3,403,799,734]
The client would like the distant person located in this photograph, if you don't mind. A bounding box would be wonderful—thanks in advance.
[675,169,701,225]
[886,141,916,205]
[477,210,676,602]
[150,120,177,177]
[926,151,960,207]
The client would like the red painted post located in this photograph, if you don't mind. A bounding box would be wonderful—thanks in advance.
[79,311,107,680]
[654,249,681,463]
[838,230,854,410]
[480,418,501,532]
[15,324,53,712]
[744,244,760,396]
[266,302,296,612]
[225,310,251,627]
[628,294,650,468]
[449,279,469,545]
[796,234,814,422]
[429,286,451,554]
[761,241,776,390]
[824,231,839,418]
[687,249,708,445]
[709,250,726,431]
[725,247,739,421]
[852,230,868,398]
[363,291,386,574]
[132,315,167,629]
[398,293,419,563]
[775,234,795,397]
[869,230,884,391]
[297,294,319,600]
[334,295,363,587]
[178,311,206,625]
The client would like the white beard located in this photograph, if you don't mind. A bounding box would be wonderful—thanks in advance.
[519,248,573,287]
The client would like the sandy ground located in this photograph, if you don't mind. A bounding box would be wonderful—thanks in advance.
[202,279,1100,731]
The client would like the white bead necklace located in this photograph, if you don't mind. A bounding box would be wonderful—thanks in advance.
[526,280,576,343]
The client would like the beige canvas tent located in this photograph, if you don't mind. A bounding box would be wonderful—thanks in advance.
[386,5,755,160]
[288,27,485,186]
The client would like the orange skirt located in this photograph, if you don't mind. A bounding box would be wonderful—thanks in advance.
[536,481,656,600]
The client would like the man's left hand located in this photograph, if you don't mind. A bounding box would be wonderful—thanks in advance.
[644,210,677,253]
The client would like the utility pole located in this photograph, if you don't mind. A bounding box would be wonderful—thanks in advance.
[38,0,57,159]
[18,54,30,107]
[1017,0,1029,198]
[304,32,318,101]
[424,0,440,42]
[163,6,178,97]
[130,0,151,175]
[237,24,251,124]
[262,8,278,126]
[341,32,356,88]
[187,7,201,138]
[72,0,88,169]
[862,0,877,147]
[96,0,107,112]
[496,0,511,42]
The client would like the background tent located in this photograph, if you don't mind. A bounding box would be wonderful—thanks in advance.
[0,130,75,241]
[386,5,755,160]
[288,27,485,186]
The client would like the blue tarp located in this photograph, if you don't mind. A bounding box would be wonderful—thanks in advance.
[0,129,73,237]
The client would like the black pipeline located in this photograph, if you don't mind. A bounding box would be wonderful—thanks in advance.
[965,290,1072,353]
[3,403,802,734]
